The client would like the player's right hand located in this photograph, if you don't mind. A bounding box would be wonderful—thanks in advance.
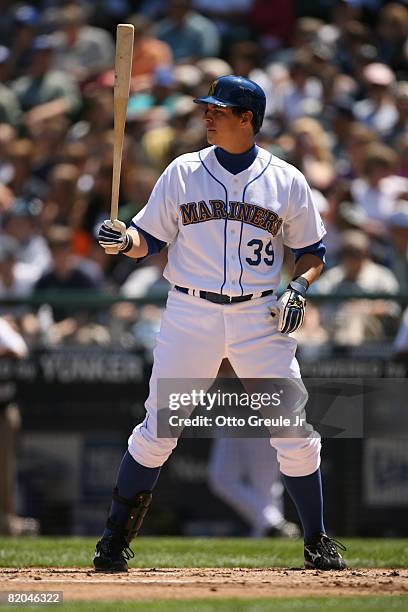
[98,219,128,255]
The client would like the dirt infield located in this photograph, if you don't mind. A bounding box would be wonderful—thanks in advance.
[1,567,407,600]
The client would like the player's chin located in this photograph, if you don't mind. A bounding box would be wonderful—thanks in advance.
[206,129,217,144]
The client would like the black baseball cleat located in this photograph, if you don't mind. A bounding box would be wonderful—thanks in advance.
[304,533,347,570]
[93,535,134,573]
[93,489,153,572]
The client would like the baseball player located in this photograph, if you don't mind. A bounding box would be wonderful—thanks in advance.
[208,359,300,539]
[209,437,301,538]
[95,76,347,572]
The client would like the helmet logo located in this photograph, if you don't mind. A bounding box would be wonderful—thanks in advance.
[208,79,218,96]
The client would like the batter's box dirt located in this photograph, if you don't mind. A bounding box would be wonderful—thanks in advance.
[1,568,407,600]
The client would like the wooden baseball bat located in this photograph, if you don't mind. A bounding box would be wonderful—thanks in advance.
[110,23,134,224]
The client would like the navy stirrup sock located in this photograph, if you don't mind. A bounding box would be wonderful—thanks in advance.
[103,451,161,537]
[281,468,325,543]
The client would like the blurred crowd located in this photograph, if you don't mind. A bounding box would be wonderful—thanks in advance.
[0,0,407,353]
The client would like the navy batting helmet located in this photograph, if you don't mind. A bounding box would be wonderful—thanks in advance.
[194,75,266,133]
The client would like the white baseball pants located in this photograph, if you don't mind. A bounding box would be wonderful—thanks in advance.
[128,288,321,476]
[208,437,285,536]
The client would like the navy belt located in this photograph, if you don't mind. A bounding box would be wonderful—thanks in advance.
[175,286,273,304]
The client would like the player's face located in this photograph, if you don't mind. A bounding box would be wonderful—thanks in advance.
[202,104,249,149]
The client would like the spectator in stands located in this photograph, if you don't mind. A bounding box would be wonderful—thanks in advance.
[274,16,323,66]
[0,236,39,305]
[12,35,81,117]
[336,20,373,80]
[387,82,408,150]
[173,63,203,97]
[52,3,115,83]
[127,66,180,121]
[376,2,408,74]
[26,115,69,184]
[141,96,199,171]
[326,97,355,174]
[388,204,408,292]
[351,143,408,234]
[332,0,363,31]
[316,230,399,296]
[2,198,51,277]
[315,230,400,345]
[354,63,398,139]
[85,0,132,33]
[129,15,173,90]
[227,40,263,80]
[280,52,323,122]
[81,156,127,238]
[34,226,101,323]
[395,132,408,179]
[155,0,220,62]
[193,0,252,39]
[344,123,378,180]
[196,57,233,86]
[0,124,16,198]
[311,55,341,109]
[5,4,41,80]
[6,139,48,202]
[120,166,160,221]
[41,164,84,235]
[0,47,22,128]
[69,88,113,158]
[287,117,335,191]
[59,140,89,175]
[120,249,169,299]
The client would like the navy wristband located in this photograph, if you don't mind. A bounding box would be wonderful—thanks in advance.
[288,276,309,298]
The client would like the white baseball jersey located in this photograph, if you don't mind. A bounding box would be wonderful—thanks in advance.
[132,145,326,296]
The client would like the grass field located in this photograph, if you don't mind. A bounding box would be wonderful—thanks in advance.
[0,536,407,568]
[0,537,407,611]
[0,598,407,612]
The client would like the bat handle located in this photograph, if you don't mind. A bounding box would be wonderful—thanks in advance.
[104,245,120,255]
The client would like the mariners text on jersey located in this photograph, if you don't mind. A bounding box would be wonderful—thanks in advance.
[179,200,283,236]
[131,145,326,296]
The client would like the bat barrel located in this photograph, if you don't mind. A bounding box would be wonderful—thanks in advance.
[110,23,134,222]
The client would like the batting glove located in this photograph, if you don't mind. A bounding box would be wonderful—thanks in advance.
[269,277,308,334]
[98,219,131,255]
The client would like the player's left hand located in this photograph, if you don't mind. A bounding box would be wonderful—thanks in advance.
[269,283,307,334]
